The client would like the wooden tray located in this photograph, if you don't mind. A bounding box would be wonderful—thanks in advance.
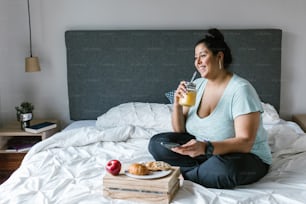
[103,166,180,204]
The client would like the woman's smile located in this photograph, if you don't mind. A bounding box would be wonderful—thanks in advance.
[197,65,207,76]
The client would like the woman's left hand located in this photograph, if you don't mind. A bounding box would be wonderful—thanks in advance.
[172,139,206,158]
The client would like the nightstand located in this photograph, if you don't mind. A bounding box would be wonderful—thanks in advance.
[0,119,60,183]
[292,114,306,132]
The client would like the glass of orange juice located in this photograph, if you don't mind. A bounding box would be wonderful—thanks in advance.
[179,82,196,106]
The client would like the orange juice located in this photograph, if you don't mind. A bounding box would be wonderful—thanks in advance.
[179,91,196,106]
[179,82,196,106]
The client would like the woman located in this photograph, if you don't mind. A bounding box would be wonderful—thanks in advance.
[148,28,272,189]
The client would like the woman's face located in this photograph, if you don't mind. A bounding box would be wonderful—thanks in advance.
[194,43,219,79]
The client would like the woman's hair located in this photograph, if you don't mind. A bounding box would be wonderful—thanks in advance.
[195,28,232,69]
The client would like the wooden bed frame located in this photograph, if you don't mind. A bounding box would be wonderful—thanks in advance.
[65,29,282,120]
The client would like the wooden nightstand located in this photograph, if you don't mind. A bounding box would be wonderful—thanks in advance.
[292,114,306,132]
[0,119,60,183]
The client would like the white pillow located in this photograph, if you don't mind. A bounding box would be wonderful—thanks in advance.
[96,102,173,131]
[266,124,298,153]
[261,102,281,125]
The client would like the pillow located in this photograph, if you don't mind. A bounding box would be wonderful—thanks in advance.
[63,120,96,131]
[261,102,281,125]
[96,102,173,131]
[165,90,175,104]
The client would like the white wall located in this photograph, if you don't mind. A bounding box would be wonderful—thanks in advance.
[1,0,306,127]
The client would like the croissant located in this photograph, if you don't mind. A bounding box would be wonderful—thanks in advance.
[128,163,150,175]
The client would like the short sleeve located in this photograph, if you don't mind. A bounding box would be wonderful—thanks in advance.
[232,83,263,119]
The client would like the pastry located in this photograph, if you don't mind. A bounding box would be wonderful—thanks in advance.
[128,163,150,175]
[145,161,172,171]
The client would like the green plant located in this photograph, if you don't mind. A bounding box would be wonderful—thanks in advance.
[15,102,34,114]
[15,102,35,121]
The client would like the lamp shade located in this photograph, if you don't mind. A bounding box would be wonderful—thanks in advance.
[25,56,40,72]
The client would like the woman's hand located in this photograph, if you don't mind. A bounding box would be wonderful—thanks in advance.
[174,81,187,105]
[171,139,206,158]
[171,81,190,133]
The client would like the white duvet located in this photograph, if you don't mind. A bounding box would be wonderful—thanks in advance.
[1,102,306,204]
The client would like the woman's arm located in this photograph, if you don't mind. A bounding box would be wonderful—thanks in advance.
[212,111,259,154]
[171,81,190,132]
[171,103,188,132]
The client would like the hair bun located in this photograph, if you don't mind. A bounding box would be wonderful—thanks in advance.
[207,28,224,41]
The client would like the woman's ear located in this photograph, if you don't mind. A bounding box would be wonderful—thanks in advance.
[217,52,224,69]
[217,51,224,61]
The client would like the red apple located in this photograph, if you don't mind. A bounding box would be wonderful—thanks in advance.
[105,159,122,175]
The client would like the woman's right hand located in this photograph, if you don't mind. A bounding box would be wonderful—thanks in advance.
[172,81,190,132]
[174,81,187,105]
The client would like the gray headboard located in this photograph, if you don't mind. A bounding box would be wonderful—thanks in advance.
[65,29,282,120]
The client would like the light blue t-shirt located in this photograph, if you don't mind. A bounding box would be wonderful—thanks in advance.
[185,74,272,165]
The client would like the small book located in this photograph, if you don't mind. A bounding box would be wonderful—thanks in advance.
[6,136,41,152]
[7,143,35,152]
[25,122,57,133]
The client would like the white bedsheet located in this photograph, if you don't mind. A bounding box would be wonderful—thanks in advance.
[1,104,306,204]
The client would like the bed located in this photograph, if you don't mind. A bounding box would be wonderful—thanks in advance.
[1,29,306,204]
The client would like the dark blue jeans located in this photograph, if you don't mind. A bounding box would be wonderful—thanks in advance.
[148,132,270,189]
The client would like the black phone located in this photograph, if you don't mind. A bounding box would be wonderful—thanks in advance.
[160,142,181,150]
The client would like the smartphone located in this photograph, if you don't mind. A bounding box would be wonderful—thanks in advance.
[160,142,181,150]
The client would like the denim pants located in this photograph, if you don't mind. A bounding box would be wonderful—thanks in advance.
[148,132,270,189]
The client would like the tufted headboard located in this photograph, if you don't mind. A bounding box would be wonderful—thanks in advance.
[65,29,282,120]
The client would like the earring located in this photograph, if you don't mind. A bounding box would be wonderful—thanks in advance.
[219,60,222,69]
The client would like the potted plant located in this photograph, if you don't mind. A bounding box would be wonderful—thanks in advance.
[15,102,34,129]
